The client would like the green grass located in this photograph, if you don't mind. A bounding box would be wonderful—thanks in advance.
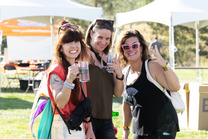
[0,92,208,139]
[175,69,208,83]
[0,69,208,138]
[0,92,40,139]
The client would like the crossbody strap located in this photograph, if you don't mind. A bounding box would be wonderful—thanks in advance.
[53,103,71,134]
[79,81,86,98]
[145,59,171,100]
[52,81,87,134]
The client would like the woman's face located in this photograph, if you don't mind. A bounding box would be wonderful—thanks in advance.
[90,28,111,54]
[61,41,81,62]
[122,37,143,62]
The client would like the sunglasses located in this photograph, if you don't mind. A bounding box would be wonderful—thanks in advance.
[121,42,141,51]
[58,23,78,34]
[93,19,114,27]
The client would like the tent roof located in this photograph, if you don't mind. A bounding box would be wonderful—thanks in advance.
[0,0,103,24]
[116,0,208,29]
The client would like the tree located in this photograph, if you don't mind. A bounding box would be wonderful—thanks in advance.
[1,36,7,55]
[72,0,208,66]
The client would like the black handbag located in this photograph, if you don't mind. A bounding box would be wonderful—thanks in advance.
[54,82,92,134]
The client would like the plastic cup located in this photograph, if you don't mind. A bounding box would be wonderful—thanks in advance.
[106,53,116,73]
[78,61,90,82]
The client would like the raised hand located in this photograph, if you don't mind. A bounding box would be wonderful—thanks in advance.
[150,45,167,67]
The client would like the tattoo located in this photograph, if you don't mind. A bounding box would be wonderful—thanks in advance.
[50,74,63,85]
[49,73,64,96]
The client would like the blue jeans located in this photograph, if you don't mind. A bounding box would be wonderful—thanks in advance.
[91,118,117,139]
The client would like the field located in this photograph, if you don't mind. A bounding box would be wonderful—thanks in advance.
[0,69,208,139]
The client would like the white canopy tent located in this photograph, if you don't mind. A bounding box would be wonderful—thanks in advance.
[0,0,103,59]
[116,0,208,69]
[0,0,103,94]
[0,0,103,24]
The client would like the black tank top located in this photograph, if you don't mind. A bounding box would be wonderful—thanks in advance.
[126,60,179,136]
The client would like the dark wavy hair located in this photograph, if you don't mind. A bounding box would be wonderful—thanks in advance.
[52,19,89,105]
[116,29,149,68]
[85,18,114,54]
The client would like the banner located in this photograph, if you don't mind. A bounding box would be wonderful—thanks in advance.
[0,19,58,36]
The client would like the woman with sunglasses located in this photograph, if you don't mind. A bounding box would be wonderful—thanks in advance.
[116,29,180,139]
[47,19,95,139]
[85,18,124,139]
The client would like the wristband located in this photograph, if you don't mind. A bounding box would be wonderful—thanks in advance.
[163,62,170,71]
[123,126,129,130]
[116,74,124,81]
[64,81,75,89]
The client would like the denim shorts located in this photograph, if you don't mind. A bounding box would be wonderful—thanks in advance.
[91,118,117,139]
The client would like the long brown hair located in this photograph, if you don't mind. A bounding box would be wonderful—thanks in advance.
[116,29,149,68]
[52,19,89,105]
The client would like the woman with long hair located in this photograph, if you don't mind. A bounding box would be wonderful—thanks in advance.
[85,18,124,139]
[47,19,94,139]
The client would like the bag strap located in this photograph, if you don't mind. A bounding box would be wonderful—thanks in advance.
[52,81,88,134]
[79,81,86,98]
[53,104,71,134]
[144,59,171,100]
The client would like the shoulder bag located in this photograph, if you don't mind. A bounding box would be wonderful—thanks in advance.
[53,81,92,134]
[145,59,185,113]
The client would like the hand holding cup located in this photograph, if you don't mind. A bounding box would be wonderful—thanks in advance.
[77,61,90,82]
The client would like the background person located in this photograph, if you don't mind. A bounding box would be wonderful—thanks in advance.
[116,29,180,139]
[149,37,163,54]
[85,18,124,139]
[47,19,94,139]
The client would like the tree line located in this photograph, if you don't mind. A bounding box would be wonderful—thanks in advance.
[2,0,208,66]
[77,0,208,66]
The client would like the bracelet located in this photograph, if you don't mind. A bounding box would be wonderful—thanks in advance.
[116,74,124,81]
[163,62,170,71]
[64,81,75,89]
[123,126,129,130]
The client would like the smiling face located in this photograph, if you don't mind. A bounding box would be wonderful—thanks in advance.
[123,37,143,63]
[90,28,112,55]
[61,41,81,64]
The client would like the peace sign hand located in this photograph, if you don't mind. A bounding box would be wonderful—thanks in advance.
[150,45,167,67]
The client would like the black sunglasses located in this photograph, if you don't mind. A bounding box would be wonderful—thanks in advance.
[93,19,114,28]
[58,23,78,34]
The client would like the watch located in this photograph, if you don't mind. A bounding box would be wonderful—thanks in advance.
[116,74,124,80]
[163,62,170,71]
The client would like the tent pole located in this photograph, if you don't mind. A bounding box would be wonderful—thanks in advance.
[171,25,175,70]
[112,27,119,52]
[195,21,199,80]
[169,17,175,70]
[50,16,55,60]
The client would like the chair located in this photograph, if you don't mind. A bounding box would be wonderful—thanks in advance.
[3,64,24,91]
